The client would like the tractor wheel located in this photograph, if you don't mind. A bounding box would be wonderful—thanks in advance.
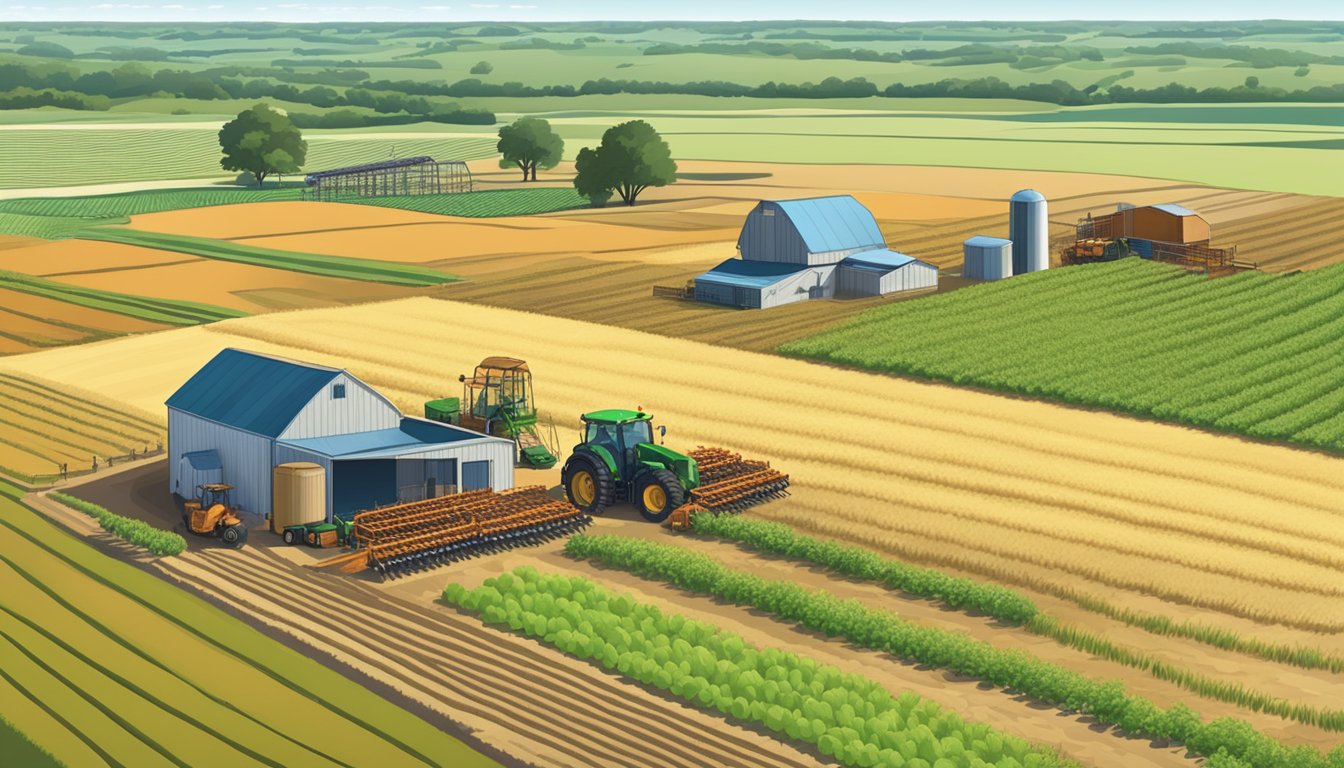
[563,454,613,515]
[635,469,685,523]
[221,524,247,550]
[282,529,298,545]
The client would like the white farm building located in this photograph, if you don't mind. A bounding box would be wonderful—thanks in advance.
[693,195,938,309]
[166,349,515,524]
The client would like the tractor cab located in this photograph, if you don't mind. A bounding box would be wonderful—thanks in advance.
[561,409,697,522]
[423,356,560,469]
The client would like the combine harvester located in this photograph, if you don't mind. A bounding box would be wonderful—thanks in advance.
[424,357,561,470]
[318,486,591,577]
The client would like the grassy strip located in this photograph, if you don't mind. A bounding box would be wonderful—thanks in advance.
[353,187,589,217]
[0,495,495,767]
[0,187,301,220]
[445,566,1075,768]
[48,492,185,556]
[0,211,127,239]
[0,713,63,768]
[79,228,459,287]
[0,270,245,325]
[0,478,25,501]
[565,534,1344,768]
[690,514,1344,675]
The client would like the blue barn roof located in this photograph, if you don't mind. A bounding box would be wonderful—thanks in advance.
[842,249,924,271]
[695,258,810,289]
[1151,203,1199,217]
[166,348,341,437]
[771,196,885,255]
[278,417,488,460]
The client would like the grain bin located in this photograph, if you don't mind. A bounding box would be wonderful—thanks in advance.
[1009,189,1049,275]
[271,462,326,534]
[963,236,1012,280]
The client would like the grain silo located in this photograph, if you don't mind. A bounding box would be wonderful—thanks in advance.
[271,462,326,534]
[1009,189,1049,275]
[963,236,1012,280]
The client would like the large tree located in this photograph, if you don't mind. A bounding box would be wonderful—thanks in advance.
[218,104,307,187]
[496,117,564,181]
[572,120,676,207]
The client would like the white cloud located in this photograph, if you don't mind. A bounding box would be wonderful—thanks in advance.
[509,3,535,7]
[276,2,306,7]
[419,4,450,8]
[161,3,184,7]
[206,3,223,7]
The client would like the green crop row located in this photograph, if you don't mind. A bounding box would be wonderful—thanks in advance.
[445,566,1074,768]
[76,228,459,287]
[0,714,62,768]
[0,270,246,326]
[49,492,185,556]
[690,513,1037,624]
[689,513,1344,674]
[353,187,589,217]
[0,187,302,220]
[564,533,1344,768]
[780,260,1344,454]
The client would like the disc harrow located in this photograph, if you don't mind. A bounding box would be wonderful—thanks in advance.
[683,447,790,515]
[316,486,590,578]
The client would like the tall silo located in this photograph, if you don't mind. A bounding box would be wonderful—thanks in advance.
[1009,189,1049,274]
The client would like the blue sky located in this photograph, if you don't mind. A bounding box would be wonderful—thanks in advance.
[0,0,1340,22]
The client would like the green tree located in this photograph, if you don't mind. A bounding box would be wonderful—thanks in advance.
[218,103,307,187]
[470,60,493,75]
[1244,75,1260,88]
[496,116,564,181]
[571,120,676,207]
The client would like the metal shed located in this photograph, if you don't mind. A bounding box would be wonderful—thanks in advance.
[166,348,514,524]
[737,196,887,266]
[694,258,836,309]
[837,250,939,296]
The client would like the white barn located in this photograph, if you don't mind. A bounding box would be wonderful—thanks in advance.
[166,349,515,523]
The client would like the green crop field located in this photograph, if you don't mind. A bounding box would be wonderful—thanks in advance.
[354,187,588,217]
[0,270,246,325]
[780,259,1344,453]
[0,187,303,218]
[0,494,498,768]
[0,129,495,190]
[78,228,460,286]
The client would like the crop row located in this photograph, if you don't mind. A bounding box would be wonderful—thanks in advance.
[355,187,589,217]
[564,533,1344,768]
[48,492,185,556]
[0,270,245,326]
[0,187,301,220]
[77,228,460,287]
[445,566,1073,768]
[780,260,1344,453]
[691,513,1344,675]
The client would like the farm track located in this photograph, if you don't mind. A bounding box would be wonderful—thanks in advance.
[154,544,823,768]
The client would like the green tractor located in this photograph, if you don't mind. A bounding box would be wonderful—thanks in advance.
[281,518,353,548]
[561,409,696,523]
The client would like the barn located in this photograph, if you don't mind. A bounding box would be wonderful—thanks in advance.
[694,195,938,309]
[166,349,515,524]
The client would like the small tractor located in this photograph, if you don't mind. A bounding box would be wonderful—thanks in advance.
[183,483,248,549]
[560,409,789,523]
[281,518,354,548]
[425,357,560,470]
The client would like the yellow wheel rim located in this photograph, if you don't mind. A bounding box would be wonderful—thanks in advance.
[572,471,597,506]
[642,484,667,512]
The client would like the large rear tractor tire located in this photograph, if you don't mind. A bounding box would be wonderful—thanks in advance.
[563,454,614,515]
[635,469,685,523]
[221,524,247,550]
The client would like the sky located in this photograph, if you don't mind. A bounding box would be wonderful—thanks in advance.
[0,0,1340,23]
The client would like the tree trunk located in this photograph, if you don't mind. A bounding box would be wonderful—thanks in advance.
[255,171,268,188]
[520,162,529,181]
[530,164,537,181]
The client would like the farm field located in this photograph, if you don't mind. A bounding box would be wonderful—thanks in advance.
[0,493,499,768]
[0,370,163,483]
[782,259,1344,453]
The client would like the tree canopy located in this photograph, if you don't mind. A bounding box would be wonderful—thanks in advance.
[572,120,676,206]
[496,117,564,181]
[218,103,307,187]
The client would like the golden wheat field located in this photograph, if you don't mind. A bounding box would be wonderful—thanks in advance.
[6,297,1344,635]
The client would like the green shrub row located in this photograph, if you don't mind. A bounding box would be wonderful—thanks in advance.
[445,566,1073,768]
[564,534,1344,768]
[49,492,185,556]
[691,512,1344,675]
[78,228,458,288]
[690,513,1037,624]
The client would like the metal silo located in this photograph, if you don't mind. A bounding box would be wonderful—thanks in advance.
[1009,189,1049,274]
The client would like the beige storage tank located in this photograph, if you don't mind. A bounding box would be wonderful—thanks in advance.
[271,462,326,534]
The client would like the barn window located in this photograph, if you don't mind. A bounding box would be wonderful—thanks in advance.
[332,384,346,399]
[762,208,775,216]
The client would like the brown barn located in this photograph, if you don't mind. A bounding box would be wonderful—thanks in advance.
[1097,203,1211,245]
